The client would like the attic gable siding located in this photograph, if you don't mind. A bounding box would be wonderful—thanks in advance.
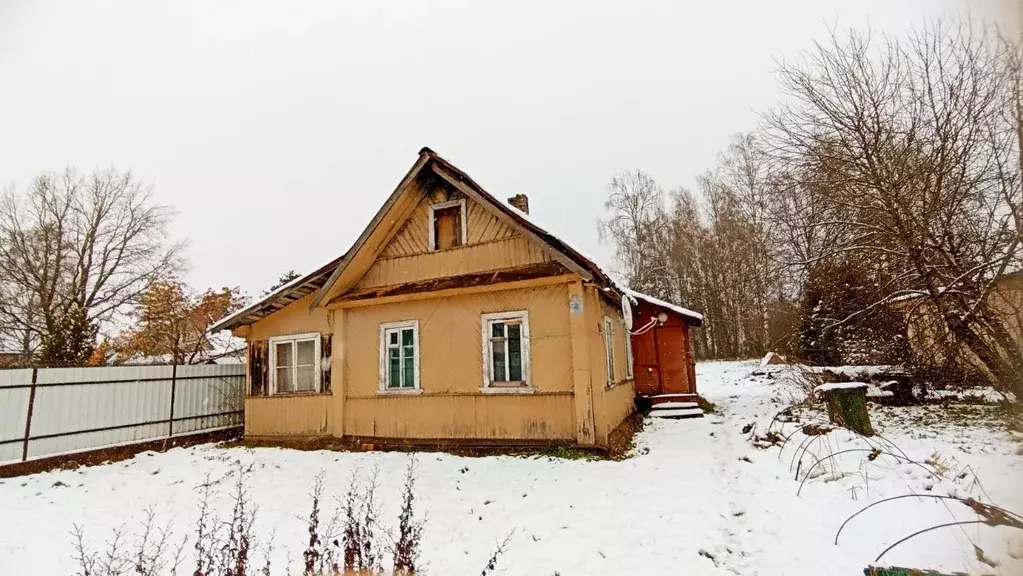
[356,193,551,290]
[380,191,517,258]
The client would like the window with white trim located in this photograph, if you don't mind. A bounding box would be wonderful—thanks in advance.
[603,316,615,385]
[269,333,321,394]
[428,199,467,251]
[380,320,419,390]
[482,311,531,388]
[623,319,634,379]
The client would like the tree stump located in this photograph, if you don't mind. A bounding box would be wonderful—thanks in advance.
[815,382,874,436]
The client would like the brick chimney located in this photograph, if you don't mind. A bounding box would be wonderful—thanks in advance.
[507,194,529,215]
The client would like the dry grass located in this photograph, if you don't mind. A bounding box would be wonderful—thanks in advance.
[70,455,510,576]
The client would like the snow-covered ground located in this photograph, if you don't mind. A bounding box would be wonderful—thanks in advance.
[1,361,1021,575]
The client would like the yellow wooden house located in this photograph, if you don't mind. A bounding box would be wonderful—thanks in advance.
[211,148,636,448]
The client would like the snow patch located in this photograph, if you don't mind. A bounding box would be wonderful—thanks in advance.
[623,288,704,322]
[814,381,869,392]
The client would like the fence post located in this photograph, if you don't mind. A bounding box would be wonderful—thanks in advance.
[168,364,177,439]
[22,368,38,462]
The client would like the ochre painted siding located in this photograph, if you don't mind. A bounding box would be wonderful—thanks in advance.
[344,393,574,440]
[341,283,576,440]
[248,292,330,340]
[242,292,335,438]
[345,284,573,395]
[359,189,551,290]
[589,294,636,445]
[357,236,551,290]
[380,191,517,258]
[600,378,636,441]
[245,395,332,436]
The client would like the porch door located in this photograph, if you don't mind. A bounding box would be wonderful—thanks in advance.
[656,327,691,394]
[632,330,661,396]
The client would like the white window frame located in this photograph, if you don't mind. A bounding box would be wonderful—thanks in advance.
[481,311,532,392]
[268,332,322,395]
[623,318,634,379]
[378,320,421,393]
[603,316,616,386]
[428,199,467,251]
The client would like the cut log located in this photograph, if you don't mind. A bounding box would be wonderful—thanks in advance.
[814,382,874,436]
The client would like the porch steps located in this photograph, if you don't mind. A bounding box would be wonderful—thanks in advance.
[650,407,705,419]
[650,401,698,410]
[649,393,700,405]
[647,394,705,419]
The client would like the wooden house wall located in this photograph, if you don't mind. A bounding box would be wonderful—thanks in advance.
[241,292,336,437]
[356,192,551,290]
[246,394,332,436]
[341,283,577,440]
[247,292,330,340]
[343,393,575,441]
[588,294,636,445]
[379,190,518,257]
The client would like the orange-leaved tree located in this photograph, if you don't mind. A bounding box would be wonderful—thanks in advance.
[116,281,245,364]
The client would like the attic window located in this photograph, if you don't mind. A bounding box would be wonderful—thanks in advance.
[429,199,466,251]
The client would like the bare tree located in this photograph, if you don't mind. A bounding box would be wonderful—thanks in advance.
[599,137,787,360]
[763,21,1023,395]
[598,170,670,295]
[0,167,184,366]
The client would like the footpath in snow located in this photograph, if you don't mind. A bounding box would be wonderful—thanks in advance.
[0,360,1020,575]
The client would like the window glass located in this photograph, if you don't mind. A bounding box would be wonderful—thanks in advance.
[296,339,315,366]
[492,340,507,381]
[604,318,615,384]
[272,337,321,394]
[508,324,522,381]
[384,325,417,389]
[388,346,401,388]
[624,326,634,378]
[276,365,294,392]
[402,355,415,388]
[276,341,293,368]
[484,313,529,388]
[296,366,316,391]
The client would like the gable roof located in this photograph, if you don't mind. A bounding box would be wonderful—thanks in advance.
[209,254,344,332]
[212,147,630,333]
[309,147,623,308]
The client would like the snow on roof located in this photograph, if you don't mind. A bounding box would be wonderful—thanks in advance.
[623,288,704,323]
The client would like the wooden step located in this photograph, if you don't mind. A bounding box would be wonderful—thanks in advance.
[649,407,704,419]
[650,401,699,410]
[649,393,700,405]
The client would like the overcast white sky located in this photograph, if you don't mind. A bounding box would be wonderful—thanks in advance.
[0,0,1017,297]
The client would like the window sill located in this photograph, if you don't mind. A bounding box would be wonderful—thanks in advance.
[606,378,633,391]
[479,386,536,395]
[377,388,424,396]
[251,391,330,398]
